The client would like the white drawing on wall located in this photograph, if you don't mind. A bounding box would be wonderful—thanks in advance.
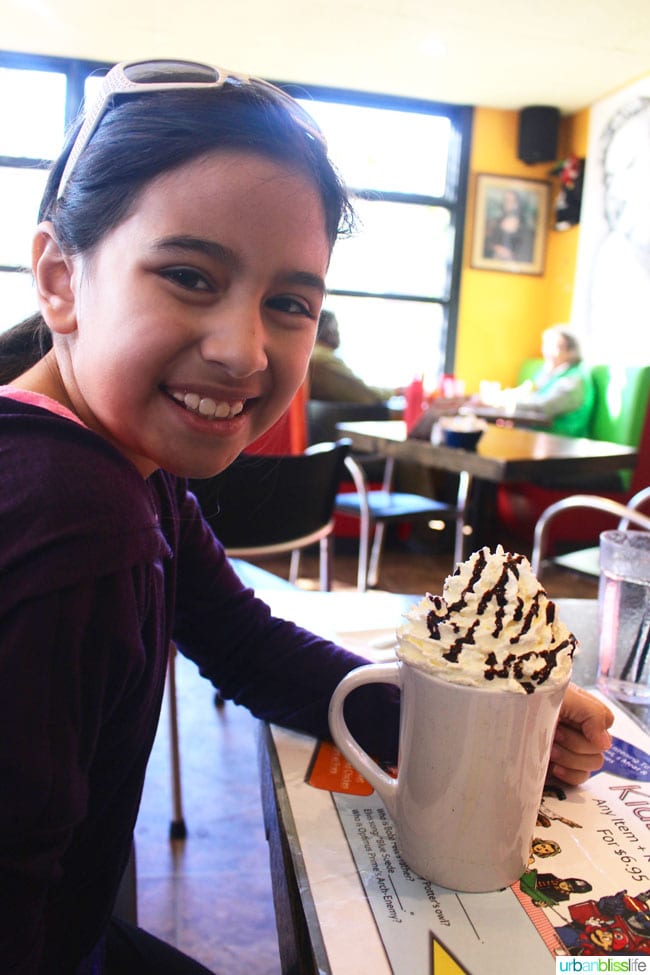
[571,79,650,366]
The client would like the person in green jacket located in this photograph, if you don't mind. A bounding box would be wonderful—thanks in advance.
[521,326,595,437]
[482,325,595,437]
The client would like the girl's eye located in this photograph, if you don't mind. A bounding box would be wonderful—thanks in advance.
[267,295,314,318]
[161,267,211,292]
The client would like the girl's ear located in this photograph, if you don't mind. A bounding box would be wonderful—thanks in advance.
[32,222,78,334]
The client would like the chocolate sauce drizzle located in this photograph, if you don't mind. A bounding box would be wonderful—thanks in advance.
[423,550,576,691]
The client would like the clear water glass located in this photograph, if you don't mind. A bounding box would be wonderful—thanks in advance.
[598,530,650,707]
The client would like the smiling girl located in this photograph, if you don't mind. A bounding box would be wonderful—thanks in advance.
[0,59,612,974]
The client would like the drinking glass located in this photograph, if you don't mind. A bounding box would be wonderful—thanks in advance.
[598,530,650,705]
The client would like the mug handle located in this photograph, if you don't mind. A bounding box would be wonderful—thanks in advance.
[328,662,400,817]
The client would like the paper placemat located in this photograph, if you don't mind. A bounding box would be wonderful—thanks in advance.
[306,696,650,972]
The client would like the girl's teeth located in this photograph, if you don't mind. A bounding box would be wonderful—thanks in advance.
[212,401,231,419]
[198,397,217,417]
[171,390,245,420]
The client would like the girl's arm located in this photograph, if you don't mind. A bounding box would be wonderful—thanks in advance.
[0,571,158,973]
[173,484,400,760]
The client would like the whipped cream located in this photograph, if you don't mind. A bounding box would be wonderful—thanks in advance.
[397,545,576,694]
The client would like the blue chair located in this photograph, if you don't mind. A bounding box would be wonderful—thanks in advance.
[307,399,464,590]
[338,454,465,591]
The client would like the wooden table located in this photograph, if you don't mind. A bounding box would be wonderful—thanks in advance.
[336,420,638,559]
[467,403,551,428]
[408,400,551,433]
[256,590,604,975]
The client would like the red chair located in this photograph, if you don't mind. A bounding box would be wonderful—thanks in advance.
[247,381,308,456]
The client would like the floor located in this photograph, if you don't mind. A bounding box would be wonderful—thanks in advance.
[134,532,599,974]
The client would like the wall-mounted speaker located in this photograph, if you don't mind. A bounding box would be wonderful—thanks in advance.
[518,106,560,164]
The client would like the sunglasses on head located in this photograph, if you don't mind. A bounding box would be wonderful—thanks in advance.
[56,58,326,200]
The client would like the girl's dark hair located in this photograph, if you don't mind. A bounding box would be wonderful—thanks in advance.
[0,313,51,384]
[0,81,354,382]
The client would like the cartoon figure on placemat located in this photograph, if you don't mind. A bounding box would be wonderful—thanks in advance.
[555,890,650,955]
[537,786,583,830]
[531,837,562,860]
[520,871,592,907]
[528,836,561,868]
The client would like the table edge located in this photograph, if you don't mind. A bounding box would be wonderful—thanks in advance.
[258,722,332,975]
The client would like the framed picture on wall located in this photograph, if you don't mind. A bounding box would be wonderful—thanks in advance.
[470,173,551,275]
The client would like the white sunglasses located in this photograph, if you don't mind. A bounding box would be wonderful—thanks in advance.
[56,58,326,200]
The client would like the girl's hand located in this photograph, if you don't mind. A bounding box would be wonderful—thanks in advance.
[548,683,614,786]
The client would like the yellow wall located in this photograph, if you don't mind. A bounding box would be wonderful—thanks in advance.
[454,106,589,392]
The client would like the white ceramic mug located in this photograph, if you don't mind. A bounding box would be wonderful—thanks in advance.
[328,660,568,892]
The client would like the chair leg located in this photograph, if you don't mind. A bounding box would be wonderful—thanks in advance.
[367,521,386,589]
[319,536,332,591]
[453,471,471,566]
[342,456,370,593]
[356,522,369,593]
[167,643,187,840]
[365,455,395,589]
[356,529,369,592]
[289,549,301,585]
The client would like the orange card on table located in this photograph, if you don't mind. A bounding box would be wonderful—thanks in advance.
[307,741,374,796]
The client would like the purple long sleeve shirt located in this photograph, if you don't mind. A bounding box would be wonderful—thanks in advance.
[0,397,399,974]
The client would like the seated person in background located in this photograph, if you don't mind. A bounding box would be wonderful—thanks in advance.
[480,325,595,438]
[409,326,593,443]
[309,309,399,404]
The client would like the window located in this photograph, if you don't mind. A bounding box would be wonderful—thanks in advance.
[290,87,472,389]
[0,54,471,388]
[0,53,106,333]
[0,65,67,159]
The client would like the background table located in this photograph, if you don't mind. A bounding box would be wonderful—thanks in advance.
[336,420,637,483]
[337,420,638,557]
[468,403,551,428]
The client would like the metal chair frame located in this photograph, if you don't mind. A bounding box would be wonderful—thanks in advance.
[307,401,465,589]
[226,519,336,590]
[340,454,464,591]
[531,486,650,579]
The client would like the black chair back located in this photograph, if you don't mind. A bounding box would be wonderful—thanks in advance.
[306,401,390,445]
[188,440,350,549]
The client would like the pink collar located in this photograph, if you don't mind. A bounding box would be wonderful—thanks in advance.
[0,386,86,427]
